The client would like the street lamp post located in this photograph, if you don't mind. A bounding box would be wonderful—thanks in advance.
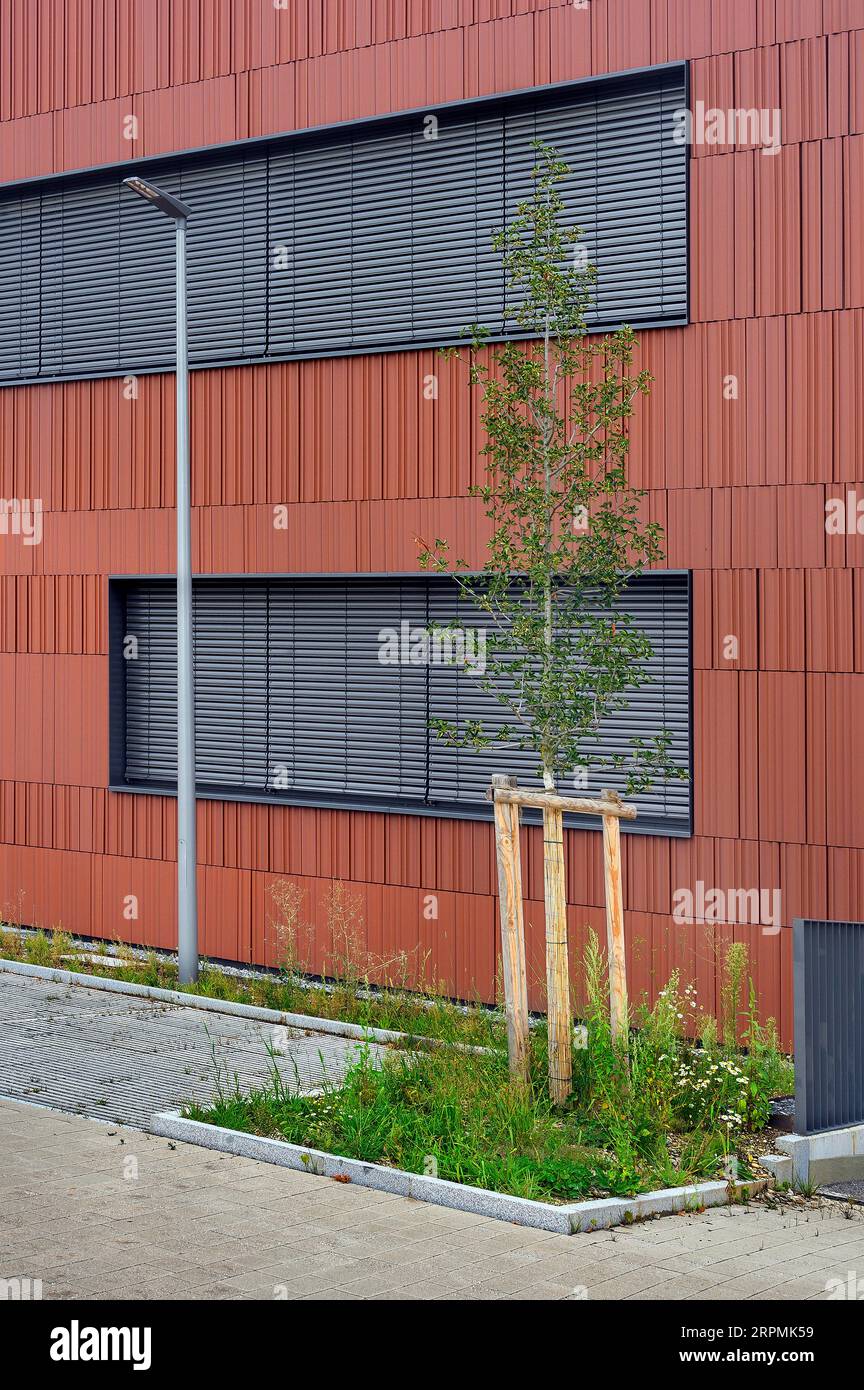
[122,175,198,984]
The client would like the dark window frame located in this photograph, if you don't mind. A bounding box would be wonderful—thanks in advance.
[108,570,694,838]
[0,61,690,386]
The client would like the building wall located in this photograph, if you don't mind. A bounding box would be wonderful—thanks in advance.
[1,0,862,1046]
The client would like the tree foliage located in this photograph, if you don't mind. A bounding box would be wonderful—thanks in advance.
[419,143,686,795]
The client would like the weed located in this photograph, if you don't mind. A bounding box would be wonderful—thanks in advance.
[185,930,792,1205]
[720,941,749,1048]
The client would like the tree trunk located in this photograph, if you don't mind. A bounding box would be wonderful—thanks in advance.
[491,775,530,1083]
[601,800,629,1051]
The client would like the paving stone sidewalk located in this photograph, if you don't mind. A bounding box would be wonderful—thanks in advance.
[3,971,864,1301]
[3,1097,864,1301]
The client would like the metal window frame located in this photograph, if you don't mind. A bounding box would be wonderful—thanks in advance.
[0,61,690,386]
[108,569,694,837]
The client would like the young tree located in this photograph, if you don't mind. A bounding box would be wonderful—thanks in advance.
[419,144,690,1095]
[420,143,685,801]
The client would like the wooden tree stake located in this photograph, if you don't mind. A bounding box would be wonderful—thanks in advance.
[489,780,635,1087]
[542,803,572,1103]
[601,790,629,1049]
[491,775,530,1083]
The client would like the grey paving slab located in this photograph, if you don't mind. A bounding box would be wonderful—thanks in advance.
[4,1096,864,1301]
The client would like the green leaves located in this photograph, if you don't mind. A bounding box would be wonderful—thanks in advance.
[427,142,684,796]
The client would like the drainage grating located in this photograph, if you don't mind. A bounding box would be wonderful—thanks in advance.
[0,972,374,1130]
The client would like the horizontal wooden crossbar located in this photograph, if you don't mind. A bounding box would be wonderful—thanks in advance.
[487,784,638,820]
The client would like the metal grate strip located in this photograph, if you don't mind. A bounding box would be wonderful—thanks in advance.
[794,918,864,1134]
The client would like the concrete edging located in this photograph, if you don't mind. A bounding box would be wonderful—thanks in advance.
[0,955,447,1050]
[770,1125,864,1185]
[150,1109,763,1235]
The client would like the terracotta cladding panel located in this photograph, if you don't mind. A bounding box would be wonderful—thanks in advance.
[666,490,712,568]
[4,9,861,176]
[759,569,805,669]
[733,666,751,843]
[621,833,672,915]
[704,322,750,486]
[755,146,802,317]
[691,53,736,156]
[757,671,807,843]
[692,157,737,321]
[694,670,740,838]
[712,0,758,55]
[852,28,864,132]
[844,136,864,304]
[137,74,238,155]
[780,840,829,922]
[0,355,505,515]
[0,576,105,655]
[780,35,829,144]
[710,570,759,669]
[5,3,852,136]
[776,485,827,569]
[787,315,834,483]
[774,0,827,43]
[828,846,864,919]
[731,486,778,569]
[593,0,653,73]
[806,569,855,671]
[745,317,785,484]
[734,43,781,127]
[651,0,713,63]
[2,0,863,1043]
[824,674,864,849]
[834,311,864,480]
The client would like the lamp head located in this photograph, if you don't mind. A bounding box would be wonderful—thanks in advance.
[122,176,191,221]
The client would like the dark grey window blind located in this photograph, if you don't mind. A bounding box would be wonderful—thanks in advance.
[0,66,687,384]
[116,573,691,835]
[426,575,690,828]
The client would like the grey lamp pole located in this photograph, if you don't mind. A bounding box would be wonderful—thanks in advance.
[122,175,199,984]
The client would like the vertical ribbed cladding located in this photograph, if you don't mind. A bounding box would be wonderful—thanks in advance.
[794,918,864,1134]
[1,3,862,1049]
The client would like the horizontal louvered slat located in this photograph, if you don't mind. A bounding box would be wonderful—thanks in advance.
[350,131,414,346]
[40,181,122,376]
[119,166,182,368]
[288,142,354,354]
[0,195,41,378]
[120,573,691,834]
[0,69,687,383]
[182,158,269,361]
[411,115,506,340]
[426,574,690,833]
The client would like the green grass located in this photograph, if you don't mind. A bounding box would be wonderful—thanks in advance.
[188,1041,663,1202]
[0,923,504,1048]
[184,936,794,1205]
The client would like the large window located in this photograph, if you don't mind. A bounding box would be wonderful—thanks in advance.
[0,65,687,383]
[110,573,692,836]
